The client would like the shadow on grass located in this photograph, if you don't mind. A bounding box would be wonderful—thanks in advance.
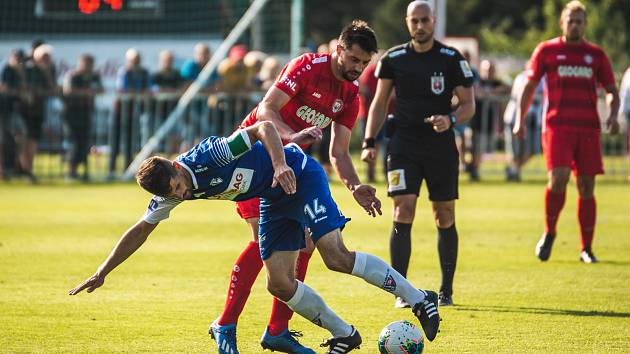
[550,259,630,266]
[453,305,630,318]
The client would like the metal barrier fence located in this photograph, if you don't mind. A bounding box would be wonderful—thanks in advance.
[0,92,628,182]
[0,91,262,181]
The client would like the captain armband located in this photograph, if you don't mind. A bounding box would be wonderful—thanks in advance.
[227,130,252,158]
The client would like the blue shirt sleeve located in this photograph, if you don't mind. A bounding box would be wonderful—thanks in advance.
[177,136,236,168]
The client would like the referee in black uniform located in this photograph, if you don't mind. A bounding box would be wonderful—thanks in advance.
[362,0,475,307]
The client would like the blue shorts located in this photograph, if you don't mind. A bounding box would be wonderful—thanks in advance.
[258,158,350,260]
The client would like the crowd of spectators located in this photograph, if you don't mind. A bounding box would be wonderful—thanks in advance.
[0,40,282,182]
[1,39,628,182]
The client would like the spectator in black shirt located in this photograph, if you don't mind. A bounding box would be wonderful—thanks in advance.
[362,0,475,307]
[150,50,183,152]
[22,44,57,182]
[0,49,27,179]
[62,54,103,181]
[151,50,183,92]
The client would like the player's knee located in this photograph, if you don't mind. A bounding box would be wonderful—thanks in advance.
[266,278,295,301]
[393,205,415,223]
[576,178,595,197]
[549,170,570,190]
[321,249,354,273]
[435,216,454,229]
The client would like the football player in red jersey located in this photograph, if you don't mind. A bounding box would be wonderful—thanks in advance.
[210,20,381,354]
[514,1,620,264]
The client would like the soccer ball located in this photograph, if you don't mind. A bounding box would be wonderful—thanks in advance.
[377,320,424,354]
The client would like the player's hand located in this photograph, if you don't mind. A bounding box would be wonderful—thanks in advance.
[361,147,376,163]
[272,163,297,194]
[606,116,620,135]
[512,119,526,139]
[290,126,323,146]
[68,273,105,295]
[424,115,450,133]
[351,184,382,217]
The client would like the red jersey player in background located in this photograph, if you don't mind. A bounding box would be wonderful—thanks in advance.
[514,0,620,264]
[210,20,379,354]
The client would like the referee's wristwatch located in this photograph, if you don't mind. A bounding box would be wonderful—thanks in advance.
[448,113,457,128]
[362,137,376,149]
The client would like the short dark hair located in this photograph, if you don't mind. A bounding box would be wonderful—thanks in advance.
[136,156,177,196]
[79,53,94,63]
[338,20,378,54]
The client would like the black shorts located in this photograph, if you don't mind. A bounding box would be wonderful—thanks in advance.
[386,144,459,202]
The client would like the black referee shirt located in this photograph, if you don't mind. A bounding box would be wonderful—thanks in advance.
[376,40,474,141]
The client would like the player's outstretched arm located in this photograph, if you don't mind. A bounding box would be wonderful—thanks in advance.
[243,121,296,195]
[68,220,158,295]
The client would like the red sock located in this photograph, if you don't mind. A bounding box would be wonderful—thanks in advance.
[267,251,312,336]
[578,197,596,251]
[217,241,263,325]
[545,187,566,235]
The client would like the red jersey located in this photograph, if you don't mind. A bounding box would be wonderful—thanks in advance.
[240,53,360,143]
[528,37,615,131]
[358,63,395,119]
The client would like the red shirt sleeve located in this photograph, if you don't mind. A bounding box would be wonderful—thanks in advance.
[527,42,546,82]
[273,54,310,98]
[335,93,360,130]
[597,51,616,88]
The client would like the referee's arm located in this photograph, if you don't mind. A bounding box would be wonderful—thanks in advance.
[362,78,394,163]
[451,84,475,125]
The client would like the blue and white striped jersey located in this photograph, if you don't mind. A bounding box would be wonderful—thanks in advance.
[143,131,308,224]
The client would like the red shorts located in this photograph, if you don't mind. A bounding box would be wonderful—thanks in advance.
[542,128,604,175]
[236,198,261,219]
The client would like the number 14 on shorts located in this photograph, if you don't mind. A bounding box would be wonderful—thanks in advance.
[304,198,327,223]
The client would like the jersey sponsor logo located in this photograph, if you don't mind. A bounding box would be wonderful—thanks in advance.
[459,60,473,78]
[148,198,160,212]
[388,48,406,58]
[431,72,445,94]
[195,165,209,173]
[584,54,593,64]
[312,91,322,98]
[332,99,343,113]
[440,47,456,56]
[206,168,254,200]
[557,65,593,78]
[312,56,327,64]
[387,169,407,192]
[209,177,223,186]
[280,75,297,92]
[296,105,333,128]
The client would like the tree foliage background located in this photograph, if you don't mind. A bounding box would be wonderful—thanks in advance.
[304,0,630,72]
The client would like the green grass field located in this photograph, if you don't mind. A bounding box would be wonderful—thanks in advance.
[1,178,629,353]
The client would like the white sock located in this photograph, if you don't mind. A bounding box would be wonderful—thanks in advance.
[351,251,426,306]
[284,280,353,338]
